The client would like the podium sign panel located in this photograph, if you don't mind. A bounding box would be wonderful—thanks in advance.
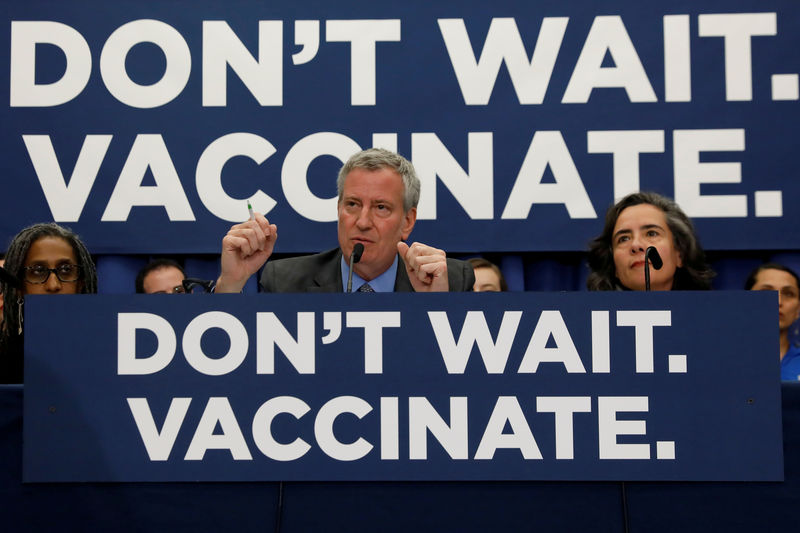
[23,292,782,482]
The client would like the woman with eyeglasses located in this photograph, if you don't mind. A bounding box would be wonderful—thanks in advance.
[0,223,97,383]
[745,263,800,381]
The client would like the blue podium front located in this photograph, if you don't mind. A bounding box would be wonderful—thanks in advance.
[22,292,783,482]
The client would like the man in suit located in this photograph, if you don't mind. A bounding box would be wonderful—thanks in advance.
[215,148,474,293]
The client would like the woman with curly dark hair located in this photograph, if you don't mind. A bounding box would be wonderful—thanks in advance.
[587,192,714,291]
[0,223,97,383]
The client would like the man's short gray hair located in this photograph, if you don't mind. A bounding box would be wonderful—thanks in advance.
[337,148,421,212]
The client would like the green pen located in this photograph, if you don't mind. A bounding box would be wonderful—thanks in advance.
[247,200,255,221]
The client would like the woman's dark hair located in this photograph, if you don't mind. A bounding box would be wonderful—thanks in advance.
[586,192,714,291]
[1,223,97,344]
[744,263,800,290]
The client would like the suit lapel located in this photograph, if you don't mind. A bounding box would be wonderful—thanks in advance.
[306,249,414,292]
[394,256,415,292]
[311,248,344,292]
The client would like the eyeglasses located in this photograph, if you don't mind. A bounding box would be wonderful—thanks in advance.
[147,284,186,294]
[181,278,215,294]
[23,264,81,284]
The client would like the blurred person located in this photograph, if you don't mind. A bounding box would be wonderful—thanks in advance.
[0,253,17,342]
[215,148,474,293]
[587,192,714,291]
[0,253,5,321]
[469,258,507,292]
[136,258,186,294]
[745,263,800,381]
[0,223,97,383]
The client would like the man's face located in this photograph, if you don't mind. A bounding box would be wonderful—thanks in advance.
[337,167,416,281]
[143,266,186,294]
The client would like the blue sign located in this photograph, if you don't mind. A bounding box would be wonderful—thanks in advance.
[23,292,783,482]
[1,1,799,253]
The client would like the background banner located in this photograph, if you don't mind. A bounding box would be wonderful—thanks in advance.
[23,292,783,482]
[2,1,798,253]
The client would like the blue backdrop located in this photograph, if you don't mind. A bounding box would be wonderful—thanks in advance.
[2,1,799,254]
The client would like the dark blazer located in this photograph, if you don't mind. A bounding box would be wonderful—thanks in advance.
[260,248,475,292]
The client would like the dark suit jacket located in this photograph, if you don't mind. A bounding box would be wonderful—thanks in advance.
[260,248,475,292]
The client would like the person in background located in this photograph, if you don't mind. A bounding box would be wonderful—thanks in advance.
[745,263,800,381]
[469,258,507,292]
[0,223,97,384]
[0,253,5,320]
[587,192,714,291]
[135,258,186,294]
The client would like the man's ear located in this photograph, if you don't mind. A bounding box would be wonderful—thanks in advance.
[402,207,417,240]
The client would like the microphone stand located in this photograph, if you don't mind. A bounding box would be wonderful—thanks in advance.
[644,246,663,291]
[346,243,365,292]
[628,245,664,533]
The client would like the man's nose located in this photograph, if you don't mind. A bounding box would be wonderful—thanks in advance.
[355,206,372,229]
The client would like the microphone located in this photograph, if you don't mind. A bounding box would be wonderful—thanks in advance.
[644,246,663,292]
[0,265,20,289]
[346,243,365,293]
